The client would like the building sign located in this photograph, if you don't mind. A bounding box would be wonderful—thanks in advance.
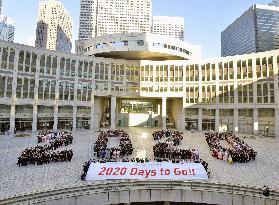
[86,162,208,181]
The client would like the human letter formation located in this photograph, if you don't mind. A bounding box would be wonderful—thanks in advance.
[93,129,134,160]
[17,132,73,166]
[205,132,257,163]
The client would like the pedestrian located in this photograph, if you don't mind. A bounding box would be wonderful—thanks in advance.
[263,186,270,197]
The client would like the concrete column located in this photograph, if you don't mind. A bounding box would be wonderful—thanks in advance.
[253,108,259,135]
[9,104,15,134]
[181,97,186,130]
[162,97,167,129]
[54,55,61,99]
[74,65,78,102]
[157,103,161,115]
[32,104,38,132]
[73,106,77,131]
[198,64,202,103]
[275,108,279,138]
[198,108,202,131]
[90,95,95,130]
[167,65,170,92]
[215,63,219,104]
[53,105,58,131]
[273,54,279,104]
[252,58,258,104]
[32,57,40,133]
[10,51,18,134]
[111,96,116,129]
[215,109,219,132]
[123,63,127,93]
[233,60,238,103]
[234,109,239,133]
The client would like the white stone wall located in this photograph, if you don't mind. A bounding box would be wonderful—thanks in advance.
[10,189,279,205]
[0,40,278,136]
[170,98,183,130]
[93,97,103,129]
[76,33,201,60]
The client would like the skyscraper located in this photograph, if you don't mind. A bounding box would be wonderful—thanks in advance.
[0,0,2,16]
[35,0,73,53]
[0,16,15,42]
[152,16,184,40]
[269,0,279,6]
[78,0,152,40]
[221,4,279,57]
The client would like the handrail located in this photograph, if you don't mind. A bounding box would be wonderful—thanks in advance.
[0,180,278,205]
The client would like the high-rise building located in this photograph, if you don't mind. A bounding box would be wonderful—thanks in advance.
[269,0,279,6]
[78,0,152,40]
[152,16,184,40]
[0,16,15,42]
[221,4,279,57]
[0,0,2,16]
[35,0,73,53]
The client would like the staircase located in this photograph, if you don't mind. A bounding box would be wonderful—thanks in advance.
[167,112,175,128]
[100,108,110,127]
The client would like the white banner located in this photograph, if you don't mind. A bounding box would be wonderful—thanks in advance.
[85,162,208,181]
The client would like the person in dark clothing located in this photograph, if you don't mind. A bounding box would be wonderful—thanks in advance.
[263,186,270,197]
[17,132,74,166]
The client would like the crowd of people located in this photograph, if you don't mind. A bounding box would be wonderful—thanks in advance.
[93,129,133,160]
[37,131,73,143]
[152,130,183,141]
[205,132,257,163]
[17,133,74,166]
[81,130,211,180]
[154,143,199,161]
[152,130,209,175]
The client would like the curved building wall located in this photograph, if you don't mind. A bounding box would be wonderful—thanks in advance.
[0,40,278,136]
[76,33,201,61]
[0,181,278,205]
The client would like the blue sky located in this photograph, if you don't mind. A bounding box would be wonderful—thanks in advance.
[3,0,272,58]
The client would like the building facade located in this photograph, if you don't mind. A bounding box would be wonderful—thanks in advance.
[0,0,2,16]
[35,0,73,53]
[0,39,278,137]
[221,4,279,57]
[78,0,152,40]
[76,33,201,61]
[152,16,184,40]
[0,16,15,42]
[269,0,279,6]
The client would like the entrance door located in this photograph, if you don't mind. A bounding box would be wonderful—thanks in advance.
[58,120,73,130]
[0,122,9,133]
[146,114,153,127]
[15,119,32,131]
[202,120,215,131]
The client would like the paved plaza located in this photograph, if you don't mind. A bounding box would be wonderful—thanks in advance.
[0,128,279,200]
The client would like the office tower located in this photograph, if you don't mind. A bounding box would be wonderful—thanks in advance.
[152,16,184,40]
[0,0,2,16]
[78,0,152,40]
[269,0,279,6]
[221,4,279,57]
[0,16,15,42]
[35,0,73,52]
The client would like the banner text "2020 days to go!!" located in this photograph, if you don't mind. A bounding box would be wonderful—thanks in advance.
[85,162,208,181]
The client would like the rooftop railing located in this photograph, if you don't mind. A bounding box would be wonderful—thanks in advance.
[0,180,278,205]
